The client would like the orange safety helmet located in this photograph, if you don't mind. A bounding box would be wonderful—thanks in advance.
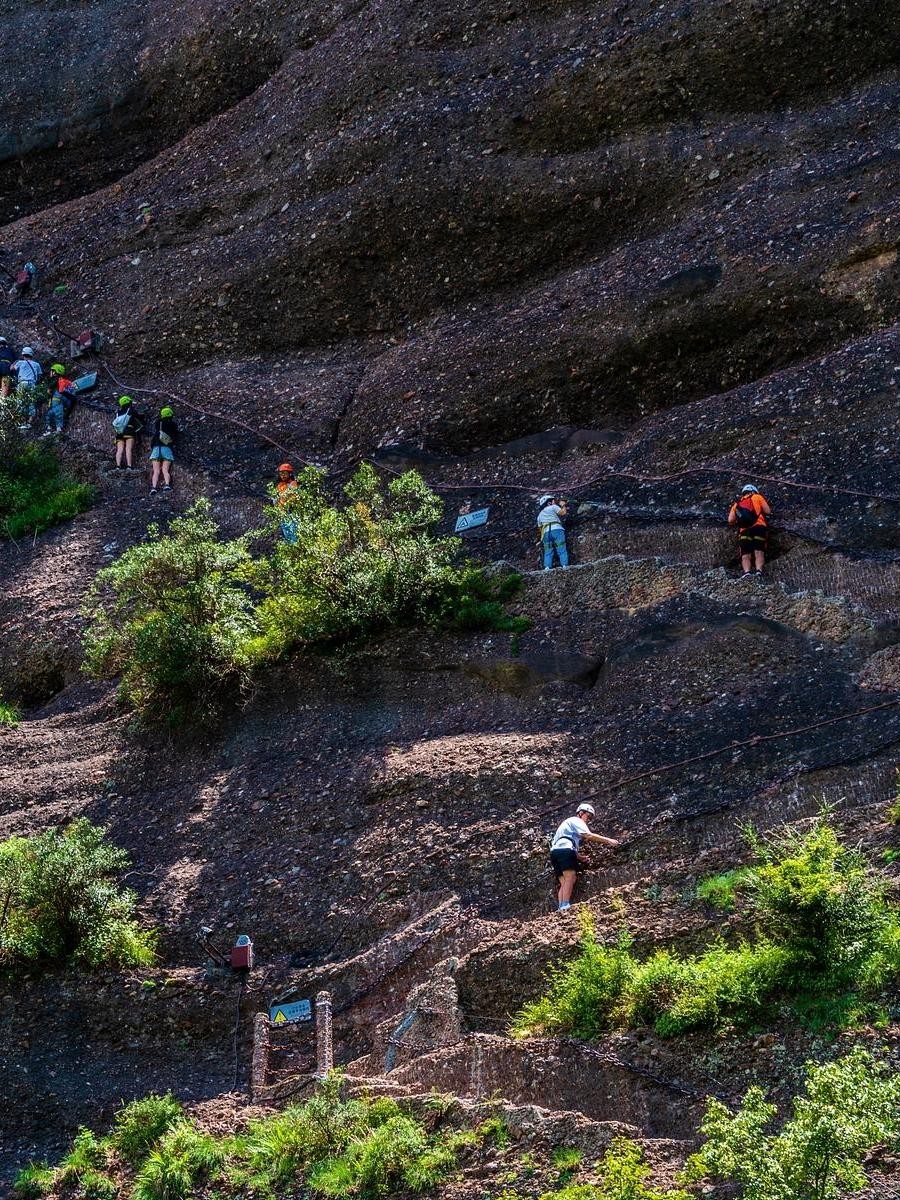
[277,463,294,474]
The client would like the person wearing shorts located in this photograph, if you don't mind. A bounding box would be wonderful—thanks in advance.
[114,395,143,468]
[149,405,178,494]
[728,484,772,576]
[549,803,619,911]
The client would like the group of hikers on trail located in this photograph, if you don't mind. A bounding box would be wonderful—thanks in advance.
[112,396,179,493]
[537,483,772,576]
[1,339,179,494]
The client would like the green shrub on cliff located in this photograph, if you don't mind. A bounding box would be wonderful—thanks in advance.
[685,1047,900,1200]
[83,499,259,724]
[248,464,526,660]
[16,1077,479,1200]
[84,472,525,722]
[0,818,155,971]
[0,439,92,540]
[512,819,900,1039]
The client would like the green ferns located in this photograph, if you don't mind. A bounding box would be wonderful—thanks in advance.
[15,1079,487,1200]
[0,819,155,972]
[513,820,900,1039]
[84,471,526,722]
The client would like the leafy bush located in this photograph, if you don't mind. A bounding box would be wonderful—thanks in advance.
[513,820,900,1039]
[685,1047,900,1200]
[83,499,259,723]
[113,1093,183,1165]
[133,1122,224,1200]
[84,474,526,723]
[249,465,526,660]
[748,820,897,993]
[0,694,20,727]
[0,818,156,971]
[0,438,92,540]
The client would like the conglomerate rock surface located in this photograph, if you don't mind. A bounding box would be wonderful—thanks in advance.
[0,0,898,1189]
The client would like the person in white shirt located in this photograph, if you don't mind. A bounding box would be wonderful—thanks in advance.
[11,347,42,426]
[536,493,569,569]
[550,803,619,911]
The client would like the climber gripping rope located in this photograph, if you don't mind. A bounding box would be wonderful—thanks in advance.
[536,493,569,569]
[728,484,772,576]
[550,804,619,912]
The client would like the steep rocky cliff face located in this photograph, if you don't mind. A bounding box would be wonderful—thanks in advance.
[1,0,898,1190]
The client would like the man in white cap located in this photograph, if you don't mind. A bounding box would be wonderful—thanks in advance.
[11,346,42,427]
[536,493,569,569]
[549,804,619,911]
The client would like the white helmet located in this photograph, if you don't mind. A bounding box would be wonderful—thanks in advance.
[537,493,554,506]
[741,484,759,494]
[21,346,34,356]
[577,803,595,816]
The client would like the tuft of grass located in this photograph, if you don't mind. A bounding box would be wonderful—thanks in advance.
[695,867,753,911]
[551,1147,582,1184]
[0,697,20,728]
[133,1122,225,1200]
[12,1163,54,1199]
[113,1093,183,1165]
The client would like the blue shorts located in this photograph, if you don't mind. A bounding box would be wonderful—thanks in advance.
[149,446,174,462]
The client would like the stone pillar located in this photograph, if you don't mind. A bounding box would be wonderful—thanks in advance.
[468,1035,484,1101]
[250,1013,270,1099]
[315,990,333,1078]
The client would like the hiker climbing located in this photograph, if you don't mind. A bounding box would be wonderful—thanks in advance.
[728,484,772,576]
[113,396,143,469]
[276,463,299,543]
[149,405,178,494]
[11,347,42,428]
[550,804,619,912]
[537,493,569,570]
[43,364,75,435]
[8,261,35,301]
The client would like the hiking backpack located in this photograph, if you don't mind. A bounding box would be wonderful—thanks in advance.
[734,497,759,528]
[112,412,131,435]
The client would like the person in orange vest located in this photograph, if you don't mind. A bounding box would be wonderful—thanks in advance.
[42,363,75,435]
[728,484,772,576]
[276,463,299,543]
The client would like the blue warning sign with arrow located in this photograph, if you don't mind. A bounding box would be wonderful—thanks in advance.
[269,999,312,1025]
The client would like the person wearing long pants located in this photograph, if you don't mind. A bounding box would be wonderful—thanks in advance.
[536,493,569,569]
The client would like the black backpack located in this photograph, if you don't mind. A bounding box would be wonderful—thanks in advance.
[734,497,759,528]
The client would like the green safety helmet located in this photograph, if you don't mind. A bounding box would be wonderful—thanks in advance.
[160,406,174,418]
[50,362,66,374]
[118,395,133,407]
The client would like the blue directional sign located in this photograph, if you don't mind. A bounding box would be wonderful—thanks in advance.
[269,999,312,1025]
[455,508,489,532]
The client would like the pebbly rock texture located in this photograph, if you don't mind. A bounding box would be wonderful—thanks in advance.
[1,0,900,1188]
